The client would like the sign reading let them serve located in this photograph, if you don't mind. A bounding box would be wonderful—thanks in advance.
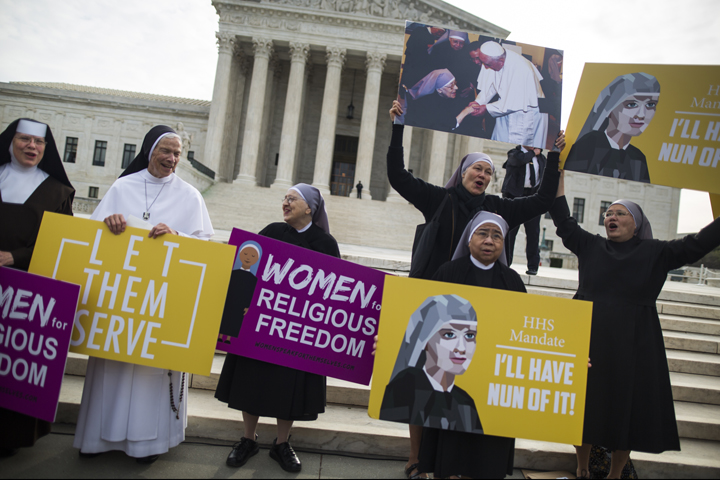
[369,276,593,445]
[29,213,235,376]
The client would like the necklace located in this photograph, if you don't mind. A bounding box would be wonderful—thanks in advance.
[144,180,167,221]
[168,370,186,420]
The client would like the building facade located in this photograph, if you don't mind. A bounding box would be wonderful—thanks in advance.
[0,0,681,264]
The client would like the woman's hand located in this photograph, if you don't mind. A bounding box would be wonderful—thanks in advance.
[372,335,378,356]
[149,223,177,239]
[555,129,566,152]
[389,100,404,122]
[104,214,127,235]
[588,357,592,368]
[0,251,14,267]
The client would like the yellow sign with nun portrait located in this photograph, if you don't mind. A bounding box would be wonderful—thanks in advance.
[561,63,720,194]
[368,276,593,445]
[28,213,235,376]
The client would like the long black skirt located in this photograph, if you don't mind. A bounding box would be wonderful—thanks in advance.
[0,408,51,449]
[418,427,515,479]
[215,353,326,421]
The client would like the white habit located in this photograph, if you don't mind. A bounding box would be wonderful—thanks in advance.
[73,169,214,457]
[476,49,548,146]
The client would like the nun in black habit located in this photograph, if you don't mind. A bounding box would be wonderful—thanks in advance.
[0,118,75,456]
[550,174,720,479]
[215,183,340,473]
[419,212,525,479]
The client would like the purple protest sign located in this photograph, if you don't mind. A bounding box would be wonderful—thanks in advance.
[0,267,80,422]
[215,228,387,385]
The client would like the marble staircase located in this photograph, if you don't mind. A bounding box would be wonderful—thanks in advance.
[56,264,720,478]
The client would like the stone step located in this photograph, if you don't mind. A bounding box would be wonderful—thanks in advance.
[659,301,720,321]
[54,375,720,478]
[666,349,720,377]
[670,372,720,406]
[660,314,720,337]
[663,331,720,355]
[675,401,720,441]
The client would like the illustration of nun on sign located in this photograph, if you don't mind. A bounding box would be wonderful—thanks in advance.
[380,294,483,434]
[217,241,263,344]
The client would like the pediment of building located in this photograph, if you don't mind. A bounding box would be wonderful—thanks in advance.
[213,0,508,37]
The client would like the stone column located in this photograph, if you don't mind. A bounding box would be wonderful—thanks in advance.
[236,38,274,185]
[219,46,250,183]
[354,51,386,201]
[271,42,311,190]
[427,130,449,186]
[312,46,346,194]
[203,32,236,181]
[386,125,413,203]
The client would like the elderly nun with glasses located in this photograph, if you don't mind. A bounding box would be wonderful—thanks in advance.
[215,183,339,474]
[551,173,720,479]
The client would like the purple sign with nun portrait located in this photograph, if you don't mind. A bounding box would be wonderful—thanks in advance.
[215,228,387,385]
[0,267,81,422]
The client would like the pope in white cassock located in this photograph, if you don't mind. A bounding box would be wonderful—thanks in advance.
[470,41,547,147]
[73,125,214,464]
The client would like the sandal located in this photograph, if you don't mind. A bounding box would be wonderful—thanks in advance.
[405,463,428,479]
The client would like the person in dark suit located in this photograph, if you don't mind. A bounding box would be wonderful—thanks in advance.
[501,145,546,274]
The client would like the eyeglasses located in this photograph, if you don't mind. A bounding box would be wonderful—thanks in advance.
[473,229,504,242]
[282,196,301,204]
[603,210,631,219]
[15,135,46,147]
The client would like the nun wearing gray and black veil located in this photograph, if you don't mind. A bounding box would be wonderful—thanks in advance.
[215,183,339,473]
[564,72,660,183]
[550,178,720,477]
[407,211,526,479]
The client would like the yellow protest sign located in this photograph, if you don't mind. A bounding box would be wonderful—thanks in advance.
[369,276,593,445]
[29,213,234,376]
[561,63,720,194]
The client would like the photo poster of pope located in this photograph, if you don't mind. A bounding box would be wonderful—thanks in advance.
[217,241,263,344]
[379,294,484,434]
[396,21,563,151]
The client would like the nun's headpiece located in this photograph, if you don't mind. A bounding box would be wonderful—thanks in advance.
[578,72,660,140]
[445,152,495,189]
[120,125,179,178]
[0,118,73,189]
[453,211,509,265]
[608,199,653,240]
[408,69,455,101]
[289,183,331,234]
[389,295,477,382]
[428,30,469,54]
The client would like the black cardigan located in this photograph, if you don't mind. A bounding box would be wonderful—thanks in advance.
[388,124,559,279]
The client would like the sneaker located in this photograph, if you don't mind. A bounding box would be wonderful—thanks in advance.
[526,268,538,275]
[226,435,259,468]
[269,437,301,472]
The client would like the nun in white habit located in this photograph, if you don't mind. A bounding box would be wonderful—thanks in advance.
[73,125,214,463]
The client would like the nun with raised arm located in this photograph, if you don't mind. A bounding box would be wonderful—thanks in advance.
[388,100,562,479]
[215,183,340,474]
[550,174,720,479]
[73,125,214,465]
[421,211,525,479]
[0,118,75,457]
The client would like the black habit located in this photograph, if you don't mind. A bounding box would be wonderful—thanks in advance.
[215,222,341,421]
[550,196,720,453]
[387,124,559,280]
[405,92,469,134]
[0,118,75,450]
[563,130,651,184]
[417,255,526,479]
[218,269,258,338]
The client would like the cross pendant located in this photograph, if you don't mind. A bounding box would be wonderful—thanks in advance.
[143,212,150,221]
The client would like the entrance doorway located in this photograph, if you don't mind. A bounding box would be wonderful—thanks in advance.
[330,135,358,197]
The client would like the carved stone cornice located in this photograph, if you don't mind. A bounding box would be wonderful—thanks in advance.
[365,51,387,73]
[252,38,275,59]
[216,32,236,55]
[326,46,347,68]
[288,42,311,64]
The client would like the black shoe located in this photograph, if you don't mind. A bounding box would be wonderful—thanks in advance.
[526,269,538,275]
[78,450,102,459]
[136,454,160,464]
[269,437,301,472]
[226,435,259,468]
[0,448,18,458]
